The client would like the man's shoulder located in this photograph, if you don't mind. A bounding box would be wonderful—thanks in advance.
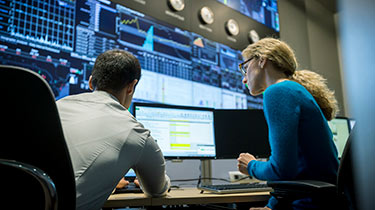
[56,92,93,104]
[58,91,111,102]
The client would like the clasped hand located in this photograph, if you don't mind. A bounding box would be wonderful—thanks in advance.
[237,153,256,175]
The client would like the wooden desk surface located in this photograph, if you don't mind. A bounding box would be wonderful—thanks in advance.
[104,192,151,207]
[104,188,270,208]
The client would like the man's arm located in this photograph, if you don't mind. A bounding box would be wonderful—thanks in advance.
[133,136,170,197]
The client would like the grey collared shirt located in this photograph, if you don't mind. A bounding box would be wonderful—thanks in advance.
[57,91,170,210]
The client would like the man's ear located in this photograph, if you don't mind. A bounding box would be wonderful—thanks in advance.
[88,75,94,91]
[126,79,138,95]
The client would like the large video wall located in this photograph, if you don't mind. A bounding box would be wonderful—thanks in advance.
[0,0,279,109]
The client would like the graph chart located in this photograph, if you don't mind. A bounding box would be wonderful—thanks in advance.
[119,14,191,60]
[143,25,154,51]
[8,0,75,51]
[117,10,193,82]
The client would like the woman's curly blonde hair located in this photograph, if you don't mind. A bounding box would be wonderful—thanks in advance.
[242,38,339,121]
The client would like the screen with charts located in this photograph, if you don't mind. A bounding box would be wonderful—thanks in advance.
[217,0,279,32]
[0,0,263,109]
[124,168,136,180]
[133,103,216,158]
[328,117,351,158]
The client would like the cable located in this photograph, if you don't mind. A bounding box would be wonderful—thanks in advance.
[171,176,251,183]
[171,177,230,182]
[170,161,252,187]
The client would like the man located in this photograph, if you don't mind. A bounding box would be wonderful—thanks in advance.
[57,49,170,210]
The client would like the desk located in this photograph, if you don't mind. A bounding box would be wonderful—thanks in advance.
[103,188,270,208]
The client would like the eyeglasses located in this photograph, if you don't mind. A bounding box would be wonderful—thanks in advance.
[238,56,255,77]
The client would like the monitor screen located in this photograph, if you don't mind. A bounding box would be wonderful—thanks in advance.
[124,168,136,181]
[133,103,216,159]
[328,117,351,158]
[214,109,270,158]
[0,0,262,109]
[217,0,280,32]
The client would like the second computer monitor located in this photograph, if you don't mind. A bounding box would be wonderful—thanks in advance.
[328,117,351,158]
[133,103,216,159]
[214,109,271,159]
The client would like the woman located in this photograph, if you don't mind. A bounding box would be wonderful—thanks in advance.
[237,38,339,210]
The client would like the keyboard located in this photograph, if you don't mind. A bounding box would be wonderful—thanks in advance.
[114,182,143,194]
[198,182,272,194]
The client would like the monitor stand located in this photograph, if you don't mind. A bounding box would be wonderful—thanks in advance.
[200,159,212,185]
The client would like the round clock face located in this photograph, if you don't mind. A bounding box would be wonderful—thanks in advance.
[200,6,214,24]
[249,29,260,43]
[168,0,185,12]
[225,19,240,36]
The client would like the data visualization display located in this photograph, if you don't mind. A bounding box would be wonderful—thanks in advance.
[0,0,262,108]
[8,1,75,51]
[134,103,216,158]
[217,0,279,32]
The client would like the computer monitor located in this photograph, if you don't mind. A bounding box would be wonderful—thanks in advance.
[133,103,216,159]
[328,117,351,158]
[214,109,270,159]
[124,168,136,181]
[217,0,280,32]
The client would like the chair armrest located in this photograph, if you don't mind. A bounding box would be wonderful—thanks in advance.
[267,180,337,199]
[266,180,338,209]
[267,180,336,192]
[0,159,58,210]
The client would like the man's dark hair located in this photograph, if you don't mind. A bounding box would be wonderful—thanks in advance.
[91,49,141,92]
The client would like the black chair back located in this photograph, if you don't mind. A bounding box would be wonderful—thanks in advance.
[0,65,76,209]
[337,125,358,210]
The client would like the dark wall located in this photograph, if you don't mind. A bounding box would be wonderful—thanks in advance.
[278,0,345,115]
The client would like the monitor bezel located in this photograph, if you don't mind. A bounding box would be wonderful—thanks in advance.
[132,102,217,159]
[334,116,352,132]
[330,116,352,159]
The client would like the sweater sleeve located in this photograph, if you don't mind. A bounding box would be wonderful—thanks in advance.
[247,84,301,180]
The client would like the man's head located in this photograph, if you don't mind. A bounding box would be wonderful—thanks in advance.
[89,49,141,108]
[90,49,141,92]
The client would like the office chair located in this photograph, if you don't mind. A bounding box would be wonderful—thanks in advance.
[267,126,358,210]
[0,65,76,209]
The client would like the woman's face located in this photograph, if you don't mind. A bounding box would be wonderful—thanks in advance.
[242,58,266,96]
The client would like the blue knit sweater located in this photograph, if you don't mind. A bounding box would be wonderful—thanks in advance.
[247,81,339,209]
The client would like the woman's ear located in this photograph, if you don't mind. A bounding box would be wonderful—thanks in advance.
[259,58,267,69]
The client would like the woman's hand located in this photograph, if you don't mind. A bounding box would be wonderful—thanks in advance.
[237,153,256,175]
